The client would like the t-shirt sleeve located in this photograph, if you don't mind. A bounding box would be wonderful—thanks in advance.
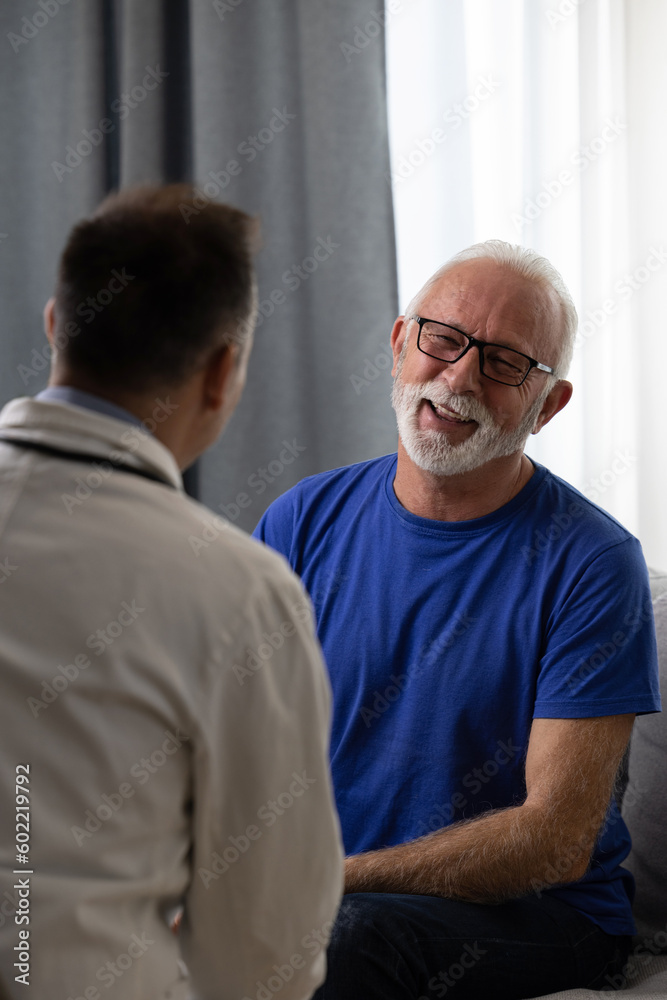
[533,537,662,718]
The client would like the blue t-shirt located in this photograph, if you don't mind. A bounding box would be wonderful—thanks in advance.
[253,454,661,935]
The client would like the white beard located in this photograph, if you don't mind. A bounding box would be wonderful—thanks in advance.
[391,358,550,477]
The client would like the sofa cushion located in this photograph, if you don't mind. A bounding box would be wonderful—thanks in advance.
[621,591,667,949]
[525,951,667,998]
[648,566,667,601]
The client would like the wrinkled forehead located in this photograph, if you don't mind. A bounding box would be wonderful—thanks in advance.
[416,259,565,362]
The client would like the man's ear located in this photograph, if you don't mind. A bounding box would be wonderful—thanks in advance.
[390,316,407,376]
[43,297,56,345]
[532,380,573,434]
[202,344,238,412]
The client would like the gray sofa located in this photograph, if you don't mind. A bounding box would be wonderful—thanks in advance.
[528,569,667,999]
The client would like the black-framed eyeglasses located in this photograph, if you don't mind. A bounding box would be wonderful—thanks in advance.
[409,315,555,387]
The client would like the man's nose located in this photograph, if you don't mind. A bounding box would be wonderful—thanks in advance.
[438,343,483,393]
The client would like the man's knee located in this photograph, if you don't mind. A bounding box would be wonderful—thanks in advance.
[314,894,415,997]
[328,893,394,945]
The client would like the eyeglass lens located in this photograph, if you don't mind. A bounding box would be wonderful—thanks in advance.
[419,322,530,386]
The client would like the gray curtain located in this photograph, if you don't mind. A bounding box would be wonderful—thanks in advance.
[0,0,398,530]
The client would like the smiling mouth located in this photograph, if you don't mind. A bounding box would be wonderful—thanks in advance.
[428,400,475,424]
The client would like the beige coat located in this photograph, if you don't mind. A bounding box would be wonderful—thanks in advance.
[0,397,343,1000]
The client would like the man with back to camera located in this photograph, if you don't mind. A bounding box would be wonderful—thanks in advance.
[254,241,661,999]
[0,184,344,1000]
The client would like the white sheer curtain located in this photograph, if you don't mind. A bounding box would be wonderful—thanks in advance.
[386,0,667,569]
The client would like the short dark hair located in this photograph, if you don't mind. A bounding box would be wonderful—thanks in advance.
[54,184,258,392]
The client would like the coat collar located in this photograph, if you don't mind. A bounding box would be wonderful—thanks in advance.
[0,397,183,491]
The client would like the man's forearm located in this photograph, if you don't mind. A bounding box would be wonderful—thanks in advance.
[344,802,593,904]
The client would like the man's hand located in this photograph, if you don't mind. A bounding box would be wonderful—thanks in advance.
[343,714,635,903]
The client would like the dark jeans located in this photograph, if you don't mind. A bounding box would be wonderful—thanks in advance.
[312,892,632,1000]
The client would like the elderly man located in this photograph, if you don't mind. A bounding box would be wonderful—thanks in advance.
[0,185,343,1000]
[254,241,660,999]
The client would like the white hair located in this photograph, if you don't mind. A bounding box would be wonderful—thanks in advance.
[405,240,577,380]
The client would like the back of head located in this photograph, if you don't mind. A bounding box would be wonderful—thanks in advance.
[53,184,259,395]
